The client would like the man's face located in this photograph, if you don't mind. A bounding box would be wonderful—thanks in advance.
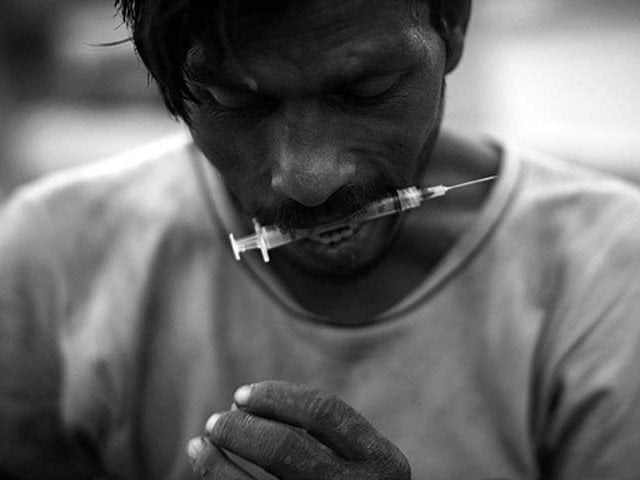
[186,0,447,277]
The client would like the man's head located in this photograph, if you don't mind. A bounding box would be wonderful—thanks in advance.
[116,0,471,277]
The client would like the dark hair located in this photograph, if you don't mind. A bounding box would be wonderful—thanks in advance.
[115,0,460,120]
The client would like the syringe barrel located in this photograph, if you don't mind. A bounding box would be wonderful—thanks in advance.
[262,228,295,249]
[353,186,423,223]
[359,196,401,219]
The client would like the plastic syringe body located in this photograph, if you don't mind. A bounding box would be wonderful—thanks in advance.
[307,185,446,236]
[229,185,448,262]
[229,220,291,263]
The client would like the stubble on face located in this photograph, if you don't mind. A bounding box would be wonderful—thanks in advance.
[186,0,448,278]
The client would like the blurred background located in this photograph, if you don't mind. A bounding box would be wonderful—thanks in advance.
[0,0,639,201]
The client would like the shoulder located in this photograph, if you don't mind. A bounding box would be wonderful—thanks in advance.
[17,132,206,230]
[2,132,222,270]
[502,146,640,265]
[0,131,227,342]
[502,146,640,316]
[0,129,217,328]
[513,147,640,226]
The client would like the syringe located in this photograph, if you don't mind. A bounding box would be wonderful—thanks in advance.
[229,175,497,262]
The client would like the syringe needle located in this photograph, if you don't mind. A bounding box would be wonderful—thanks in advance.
[443,175,498,192]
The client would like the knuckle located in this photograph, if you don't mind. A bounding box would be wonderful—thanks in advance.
[271,428,301,466]
[198,462,220,480]
[269,429,330,476]
[238,410,256,429]
[211,413,233,443]
[261,379,285,390]
[210,411,251,448]
[192,444,223,478]
[394,452,411,479]
[231,411,261,446]
[259,379,287,398]
[309,390,342,426]
[368,443,411,480]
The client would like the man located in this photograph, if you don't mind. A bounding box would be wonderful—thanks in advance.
[1,0,640,479]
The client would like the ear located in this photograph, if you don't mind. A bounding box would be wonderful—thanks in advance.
[433,0,472,73]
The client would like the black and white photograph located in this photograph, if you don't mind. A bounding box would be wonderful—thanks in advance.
[1,1,640,479]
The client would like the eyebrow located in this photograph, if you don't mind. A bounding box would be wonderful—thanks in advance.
[185,64,252,91]
[318,42,418,89]
[186,47,415,93]
[323,63,410,91]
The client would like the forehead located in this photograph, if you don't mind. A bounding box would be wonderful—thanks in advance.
[191,0,435,93]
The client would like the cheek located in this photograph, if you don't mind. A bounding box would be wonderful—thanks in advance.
[188,108,273,203]
[333,74,444,180]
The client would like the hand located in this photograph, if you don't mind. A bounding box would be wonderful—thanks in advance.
[187,380,411,480]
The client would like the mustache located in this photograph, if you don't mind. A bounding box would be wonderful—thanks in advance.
[251,179,398,231]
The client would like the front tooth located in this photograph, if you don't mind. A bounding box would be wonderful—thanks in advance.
[339,229,354,240]
[310,226,355,244]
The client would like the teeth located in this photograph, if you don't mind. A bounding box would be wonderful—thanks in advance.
[308,226,356,245]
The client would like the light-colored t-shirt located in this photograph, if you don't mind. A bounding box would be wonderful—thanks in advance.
[1,134,640,480]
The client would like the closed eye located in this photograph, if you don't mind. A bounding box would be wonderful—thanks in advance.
[340,73,399,98]
[206,86,271,110]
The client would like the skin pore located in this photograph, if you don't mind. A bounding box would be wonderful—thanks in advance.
[186,0,499,324]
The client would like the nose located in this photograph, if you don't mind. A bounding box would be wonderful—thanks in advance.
[271,144,356,207]
[271,100,356,207]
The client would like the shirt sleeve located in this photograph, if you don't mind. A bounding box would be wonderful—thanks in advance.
[0,189,104,479]
[533,220,640,479]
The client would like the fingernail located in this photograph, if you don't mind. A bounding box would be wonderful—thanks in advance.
[205,413,222,435]
[234,384,252,406]
[187,437,205,460]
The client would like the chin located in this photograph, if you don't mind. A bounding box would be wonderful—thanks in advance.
[275,216,401,281]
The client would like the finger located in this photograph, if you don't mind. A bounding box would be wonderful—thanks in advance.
[232,381,384,460]
[206,410,340,479]
[187,436,258,480]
